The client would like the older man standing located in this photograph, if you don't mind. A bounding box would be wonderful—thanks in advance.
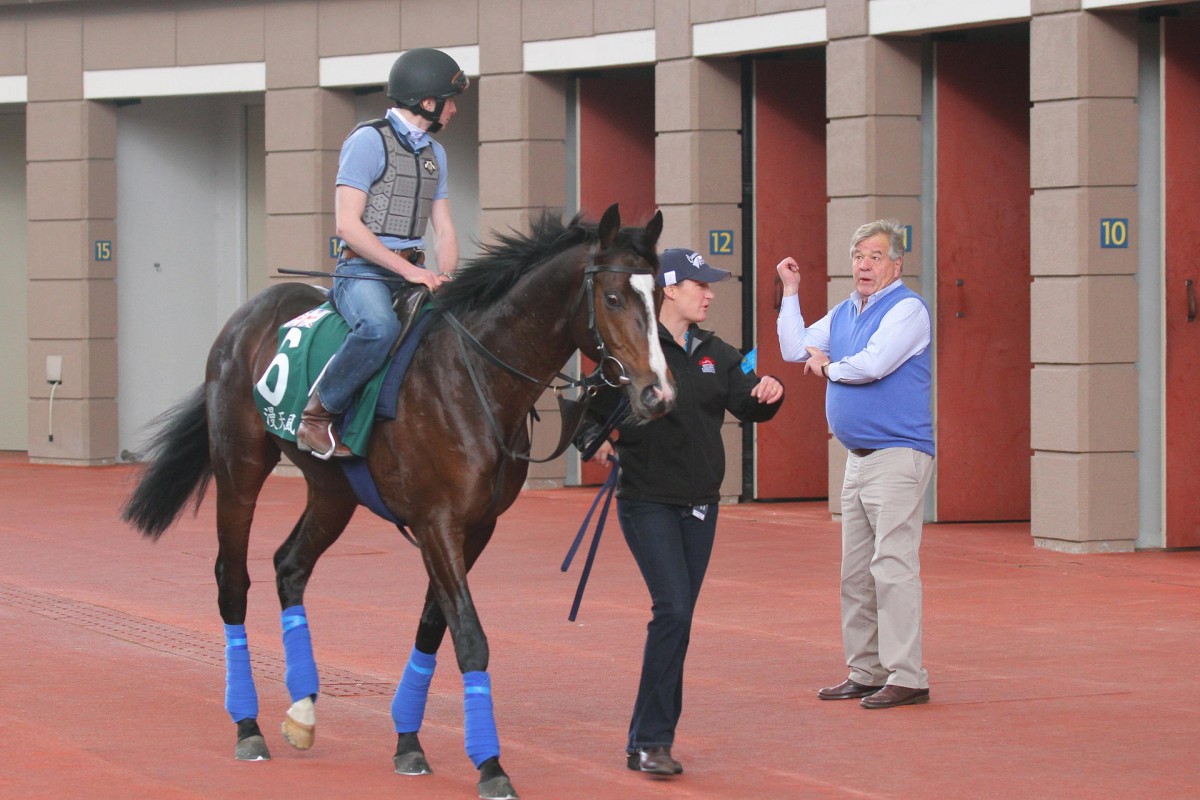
[775,219,934,709]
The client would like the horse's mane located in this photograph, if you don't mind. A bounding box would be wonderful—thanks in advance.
[433,211,657,315]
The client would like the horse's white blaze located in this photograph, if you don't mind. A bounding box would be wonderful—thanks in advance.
[630,274,673,402]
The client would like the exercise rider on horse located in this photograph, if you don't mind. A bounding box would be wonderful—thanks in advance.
[297,48,469,459]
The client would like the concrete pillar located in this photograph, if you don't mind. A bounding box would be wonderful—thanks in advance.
[824,0,923,511]
[653,0,743,498]
[477,0,570,485]
[478,0,566,240]
[264,2,352,296]
[26,15,118,464]
[263,87,354,286]
[1029,9,1140,552]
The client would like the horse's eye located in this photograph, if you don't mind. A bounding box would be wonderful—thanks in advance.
[604,292,622,308]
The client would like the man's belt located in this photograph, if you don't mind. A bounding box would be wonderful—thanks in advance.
[849,448,877,457]
[341,245,425,265]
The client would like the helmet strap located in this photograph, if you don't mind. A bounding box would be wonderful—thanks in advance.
[408,98,446,134]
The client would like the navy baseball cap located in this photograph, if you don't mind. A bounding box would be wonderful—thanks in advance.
[656,248,732,287]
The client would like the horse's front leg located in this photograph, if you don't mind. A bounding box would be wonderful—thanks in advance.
[420,523,517,800]
[393,525,498,778]
[392,589,449,776]
[273,489,358,752]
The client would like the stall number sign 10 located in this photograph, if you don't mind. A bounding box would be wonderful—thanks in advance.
[1100,218,1129,249]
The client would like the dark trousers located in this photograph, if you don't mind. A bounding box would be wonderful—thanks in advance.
[617,498,718,752]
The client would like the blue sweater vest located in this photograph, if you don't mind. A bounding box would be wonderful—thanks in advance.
[826,285,934,456]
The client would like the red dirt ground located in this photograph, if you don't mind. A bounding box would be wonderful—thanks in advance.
[2,454,1198,799]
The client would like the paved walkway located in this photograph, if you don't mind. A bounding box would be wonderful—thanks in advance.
[2,454,1197,799]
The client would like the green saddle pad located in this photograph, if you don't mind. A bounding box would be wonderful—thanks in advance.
[252,303,388,457]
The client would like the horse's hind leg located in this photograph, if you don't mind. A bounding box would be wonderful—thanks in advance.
[211,433,280,761]
[273,483,358,751]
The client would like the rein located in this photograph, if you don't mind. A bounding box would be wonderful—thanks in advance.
[279,246,651,465]
[438,245,649,464]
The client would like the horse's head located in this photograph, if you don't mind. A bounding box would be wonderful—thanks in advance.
[578,204,676,420]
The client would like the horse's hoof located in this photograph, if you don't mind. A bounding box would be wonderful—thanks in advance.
[477,775,519,800]
[393,750,432,775]
[235,734,271,761]
[281,713,315,750]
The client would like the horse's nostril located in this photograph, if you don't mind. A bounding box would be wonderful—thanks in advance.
[641,385,659,409]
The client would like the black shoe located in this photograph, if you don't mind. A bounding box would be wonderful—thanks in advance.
[626,746,683,775]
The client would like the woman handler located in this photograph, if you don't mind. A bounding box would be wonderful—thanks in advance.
[577,248,785,776]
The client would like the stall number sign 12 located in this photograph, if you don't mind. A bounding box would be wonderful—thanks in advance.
[709,230,734,256]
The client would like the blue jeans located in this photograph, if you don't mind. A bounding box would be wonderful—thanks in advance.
[318,258,408,414]
[617,498,718,752]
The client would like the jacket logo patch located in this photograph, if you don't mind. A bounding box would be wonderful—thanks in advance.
[699,356,716,374]
[422,158,437,175]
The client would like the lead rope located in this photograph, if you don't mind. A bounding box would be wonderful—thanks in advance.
[560,455,619,622]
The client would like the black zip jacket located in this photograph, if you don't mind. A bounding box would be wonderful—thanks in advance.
[577,323,783,506]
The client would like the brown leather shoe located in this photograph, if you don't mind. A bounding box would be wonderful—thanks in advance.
[626,747,683,776]
[860,685,930,709]
[817,678,884,701]
[296,392,352,459]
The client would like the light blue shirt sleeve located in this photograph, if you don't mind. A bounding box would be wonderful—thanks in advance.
[335,126,385,192]
[775,285,931,384]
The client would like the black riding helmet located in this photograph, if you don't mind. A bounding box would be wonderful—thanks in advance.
[387,48,469,133]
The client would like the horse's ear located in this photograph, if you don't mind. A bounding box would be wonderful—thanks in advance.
[598,203,621,249]
[643,210,664,250]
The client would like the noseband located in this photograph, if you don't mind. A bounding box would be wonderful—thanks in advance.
[580,246,655,392]
[438,243,653,462]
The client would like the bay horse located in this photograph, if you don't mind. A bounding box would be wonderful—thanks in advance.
[121,204,674,800]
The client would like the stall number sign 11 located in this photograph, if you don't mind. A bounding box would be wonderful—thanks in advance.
[1100,218,1129,249]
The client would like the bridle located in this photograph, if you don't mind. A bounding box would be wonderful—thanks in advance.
[438,243,653,463]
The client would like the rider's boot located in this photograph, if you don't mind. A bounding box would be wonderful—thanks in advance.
[296,392,352,459]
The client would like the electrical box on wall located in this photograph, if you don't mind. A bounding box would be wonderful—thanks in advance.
[46,355,63,385]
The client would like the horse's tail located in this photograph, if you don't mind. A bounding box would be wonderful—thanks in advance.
[120,385,212,541]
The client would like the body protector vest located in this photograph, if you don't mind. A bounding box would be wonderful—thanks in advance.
[357,119,438,240]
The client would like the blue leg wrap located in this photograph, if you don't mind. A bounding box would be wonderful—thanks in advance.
[281,605,319,702]
[392,646,437,734]
[224,623,259,722]
[463,671,500,768]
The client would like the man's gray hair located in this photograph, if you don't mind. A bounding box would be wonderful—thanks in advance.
[849,219,906,262]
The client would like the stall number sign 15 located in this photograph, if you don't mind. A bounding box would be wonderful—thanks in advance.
[1100,218,1129,249]
[94,240,113,261]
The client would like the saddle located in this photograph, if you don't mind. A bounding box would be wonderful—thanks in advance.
[391,285,429,357]
[252,286,434,459]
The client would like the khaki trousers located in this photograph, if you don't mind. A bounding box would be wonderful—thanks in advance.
[839,447,934,689]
